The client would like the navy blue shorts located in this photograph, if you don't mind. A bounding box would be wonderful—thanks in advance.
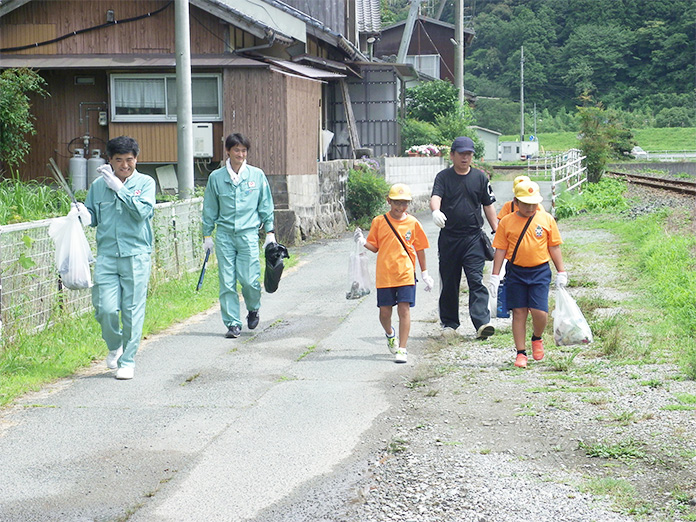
[505,263,551,312]
[377,285,416,308]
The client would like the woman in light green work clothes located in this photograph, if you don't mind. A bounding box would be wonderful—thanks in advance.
[84,136,156,380]
[202,133,275,339]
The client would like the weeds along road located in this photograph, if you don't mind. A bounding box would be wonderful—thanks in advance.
[0,212,442,521]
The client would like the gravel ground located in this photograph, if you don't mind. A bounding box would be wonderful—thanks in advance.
[330,185,696,522]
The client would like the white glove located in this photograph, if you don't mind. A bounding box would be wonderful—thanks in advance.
[556,272,568,288]
[421,270,434,292]
[99,164,124,192]
[489,273,501,295]
[263,232,276,248]
[69,202,91,226]
[354,228,366,247]
[432,209,447,228]
[203,236,214,253]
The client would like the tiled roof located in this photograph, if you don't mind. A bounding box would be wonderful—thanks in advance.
[357,0,381,33]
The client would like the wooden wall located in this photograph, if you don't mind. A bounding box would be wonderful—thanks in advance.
[223,68,320,178]
[22,70,110,182]
[0,1,226,54]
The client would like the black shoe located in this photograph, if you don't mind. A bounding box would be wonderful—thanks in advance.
[247,310,260,330]
[225,325,241,338]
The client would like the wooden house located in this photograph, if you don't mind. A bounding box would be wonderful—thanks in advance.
[373,15,474,85]
[0,1,368,189]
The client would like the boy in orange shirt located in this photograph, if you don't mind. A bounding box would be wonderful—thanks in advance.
[489,180,567,368]
[355,184,433,363]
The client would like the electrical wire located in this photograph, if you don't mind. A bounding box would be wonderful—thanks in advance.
[0,1,174,53]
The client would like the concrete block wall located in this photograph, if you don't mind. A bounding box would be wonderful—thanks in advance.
[384,156,445,212]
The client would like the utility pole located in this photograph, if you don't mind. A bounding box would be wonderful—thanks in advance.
[520,45,524,142]
[396,0,421,64]
[175,0,194,199]
[454,0,464,105]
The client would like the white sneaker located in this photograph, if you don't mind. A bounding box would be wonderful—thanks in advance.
[115,367,134,380]
[476,323,495,339]
[106,347,123,369]
[395,348,408,364]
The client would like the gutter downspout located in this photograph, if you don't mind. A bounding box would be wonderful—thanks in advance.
[234,31,277,54]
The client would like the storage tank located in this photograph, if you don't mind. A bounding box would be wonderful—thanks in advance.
[87,149,106,187]
[69,149,87,192]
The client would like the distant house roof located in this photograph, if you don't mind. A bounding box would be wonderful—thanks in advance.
[381,15,474,41]
[471,125,502,136]
[357,0,381,34]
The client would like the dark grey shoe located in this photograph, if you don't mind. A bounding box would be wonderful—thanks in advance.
[247,310,260,330]
[225,325,241,338]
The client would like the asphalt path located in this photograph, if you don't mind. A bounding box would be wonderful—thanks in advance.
[0,211,453,521]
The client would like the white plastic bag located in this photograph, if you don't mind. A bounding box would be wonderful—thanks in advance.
[553,286,593,345]
[48,212,94,290]
[346,229,371,299]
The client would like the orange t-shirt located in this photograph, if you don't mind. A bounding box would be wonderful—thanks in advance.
[366,213,430,288]
[492,209,562,267]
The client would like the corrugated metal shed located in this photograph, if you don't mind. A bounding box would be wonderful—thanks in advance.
[357,0,381,33]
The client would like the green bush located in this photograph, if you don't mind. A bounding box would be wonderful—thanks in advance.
[400,118,440,154]
[345,165,389,229]
[405,80,459,123]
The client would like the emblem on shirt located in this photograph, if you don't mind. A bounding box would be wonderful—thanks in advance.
[134,189,141,196]
[534,224,543,238]
[405,230,412,242]
[248,181,256,188]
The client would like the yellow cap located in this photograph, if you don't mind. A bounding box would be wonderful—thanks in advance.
[514,180,543,204]
[388,183,412,201]
[513,175,531,188]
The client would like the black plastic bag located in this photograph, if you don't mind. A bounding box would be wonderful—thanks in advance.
[264,242,290,293]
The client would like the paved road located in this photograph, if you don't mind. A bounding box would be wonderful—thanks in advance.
[0,213,448,521]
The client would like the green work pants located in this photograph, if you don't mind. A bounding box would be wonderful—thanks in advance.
[92,254,151,368]
[216,230,262,328]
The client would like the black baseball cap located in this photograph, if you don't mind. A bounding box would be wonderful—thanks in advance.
[451,136,475,153]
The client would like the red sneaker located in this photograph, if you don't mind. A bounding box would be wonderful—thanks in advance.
[532,339,544,361]
[515,352,528,368]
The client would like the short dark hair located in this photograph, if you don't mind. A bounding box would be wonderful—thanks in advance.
[225,133,251,151]
[106,136,140,158]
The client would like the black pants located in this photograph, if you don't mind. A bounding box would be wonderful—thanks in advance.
[437,231,490,330]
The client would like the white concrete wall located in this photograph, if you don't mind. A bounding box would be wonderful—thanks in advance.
[384,156,445,211]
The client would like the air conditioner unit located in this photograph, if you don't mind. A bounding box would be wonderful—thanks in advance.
[193,123,214,158]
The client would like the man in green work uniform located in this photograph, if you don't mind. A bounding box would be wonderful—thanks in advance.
[84,136,155,380]
[202,133,275,338]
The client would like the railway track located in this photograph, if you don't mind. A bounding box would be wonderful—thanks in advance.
[607,170,696,196]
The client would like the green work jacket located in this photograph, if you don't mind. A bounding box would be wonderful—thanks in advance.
[202,163,275,237]
[85,171,156,257]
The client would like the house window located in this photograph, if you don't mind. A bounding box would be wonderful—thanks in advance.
[405,54,440,79]
[110,74,222,122]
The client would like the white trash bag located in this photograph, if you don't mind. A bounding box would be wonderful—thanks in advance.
[346,228,371,299]
[553,286,593,346]
[48,211,94,290]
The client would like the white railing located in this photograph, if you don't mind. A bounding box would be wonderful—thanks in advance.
[549,149,587,217]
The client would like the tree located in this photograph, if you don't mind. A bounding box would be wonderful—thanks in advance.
[405,80,459,124]
[0,69,47,170]
[577,95,611,183]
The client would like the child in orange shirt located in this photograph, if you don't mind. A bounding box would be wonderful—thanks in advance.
[355,184,433,363]
[489,180,567,368]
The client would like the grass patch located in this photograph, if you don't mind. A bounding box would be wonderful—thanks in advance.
[580,476,652,516]
[578,438,645,460]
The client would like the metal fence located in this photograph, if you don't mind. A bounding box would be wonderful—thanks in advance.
[0,198,205,342]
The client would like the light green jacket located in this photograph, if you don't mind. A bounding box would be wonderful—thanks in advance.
[85,171,156,257]
[202,163,275,237]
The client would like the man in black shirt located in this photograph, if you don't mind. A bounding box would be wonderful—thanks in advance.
[430,136,498,338]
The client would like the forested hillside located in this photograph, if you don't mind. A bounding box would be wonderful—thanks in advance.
[383,0,695,133]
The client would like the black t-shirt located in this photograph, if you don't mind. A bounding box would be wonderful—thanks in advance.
[431,166,496,235]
